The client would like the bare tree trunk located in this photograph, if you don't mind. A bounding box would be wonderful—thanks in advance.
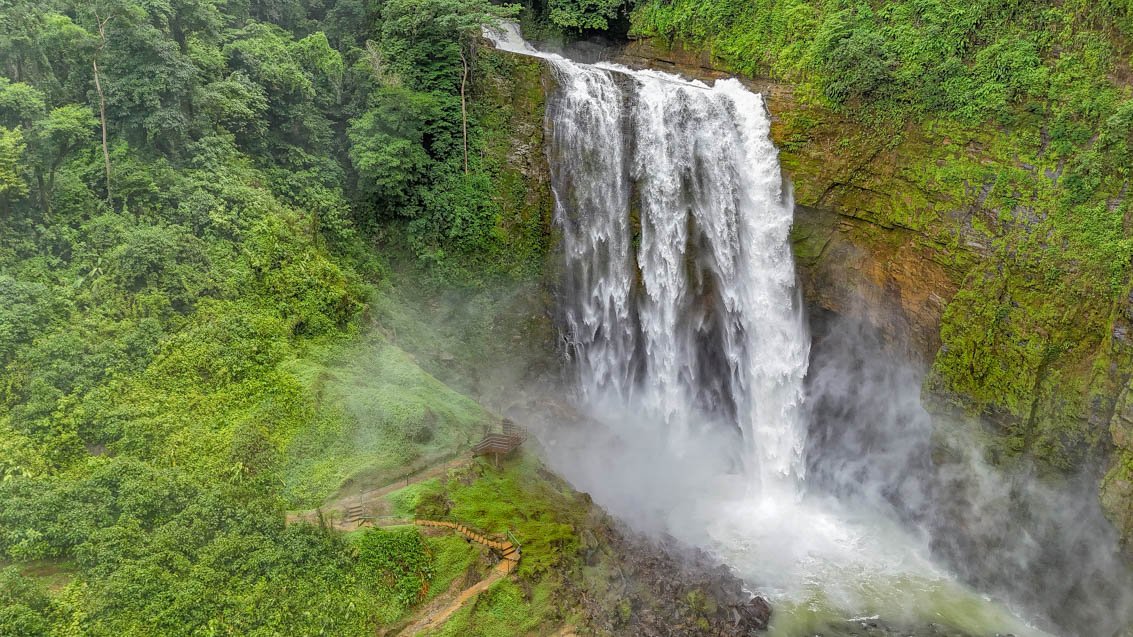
[93,14,112,202]
[459,48,469,175]
[36,172,49,219]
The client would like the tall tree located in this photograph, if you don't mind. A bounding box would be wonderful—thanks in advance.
[378,0,519,170]
[0,127,27,205]
[29,105,97,214]
[92,10,111,200]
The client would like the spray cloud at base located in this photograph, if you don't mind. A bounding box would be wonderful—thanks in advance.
[485,23,1133,636]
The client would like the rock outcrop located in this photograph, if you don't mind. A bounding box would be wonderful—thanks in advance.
[616,36,1133,553]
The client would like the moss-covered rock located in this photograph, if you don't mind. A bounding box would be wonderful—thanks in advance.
[611,34,1133,550]
[472,47,557,281]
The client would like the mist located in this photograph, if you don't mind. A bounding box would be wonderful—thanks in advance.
[514,301,1133,636]
[805,308,1133,635]
[479,23,1133,637]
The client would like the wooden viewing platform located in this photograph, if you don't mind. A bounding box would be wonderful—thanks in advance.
[472,419,527,466]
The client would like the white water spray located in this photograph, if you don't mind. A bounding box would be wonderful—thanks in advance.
[486,23,1053,636]
[515,31,810,493]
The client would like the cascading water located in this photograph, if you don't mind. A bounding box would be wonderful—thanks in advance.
[549,52,810,495]
[487,24,1056,636]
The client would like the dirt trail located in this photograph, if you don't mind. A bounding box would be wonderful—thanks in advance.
[393,559,512,636]
[286,455,526,635]
[391,519,520,635]
[286,454,471,530]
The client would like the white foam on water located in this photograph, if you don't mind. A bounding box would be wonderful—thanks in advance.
[485,23,1055,636]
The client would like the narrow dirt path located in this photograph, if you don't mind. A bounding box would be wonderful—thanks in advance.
[284,454,524,635]
[390,520,519,635]
[334,455,471,511]
[393,560,511,636]
[287,454,471,530]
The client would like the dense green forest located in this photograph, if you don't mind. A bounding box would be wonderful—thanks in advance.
[5,0,1133,634]
[0,0,567,634]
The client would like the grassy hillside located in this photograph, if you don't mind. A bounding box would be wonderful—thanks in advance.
[0,0,563,634]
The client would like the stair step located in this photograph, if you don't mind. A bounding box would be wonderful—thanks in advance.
[413,518,521,570]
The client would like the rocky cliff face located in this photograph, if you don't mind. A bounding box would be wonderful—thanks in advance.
[479,31,1133,552]
[616,37,1133,553]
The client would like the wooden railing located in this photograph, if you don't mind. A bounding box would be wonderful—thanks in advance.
[415,518,521,573]
[472,419,528,465]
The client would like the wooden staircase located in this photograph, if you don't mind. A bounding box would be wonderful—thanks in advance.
[342,504,366,525]
[414,519,521,574]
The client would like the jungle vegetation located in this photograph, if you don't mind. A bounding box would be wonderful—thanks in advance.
[0,0,558,634]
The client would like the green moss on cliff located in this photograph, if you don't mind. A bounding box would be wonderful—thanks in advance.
[631,0,1133,529]
[470,49,555,281]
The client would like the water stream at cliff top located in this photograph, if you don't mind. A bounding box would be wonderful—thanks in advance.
[487,23,1052,636]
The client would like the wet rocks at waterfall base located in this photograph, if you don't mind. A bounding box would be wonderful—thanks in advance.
[569,521,774,636]
[567,512,992,637]
[737,596,773,630]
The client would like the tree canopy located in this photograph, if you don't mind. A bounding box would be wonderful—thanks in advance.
[0,0,527,633]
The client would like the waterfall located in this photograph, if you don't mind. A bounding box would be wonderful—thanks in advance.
[546,57,810,492]
[483,27,1078,636]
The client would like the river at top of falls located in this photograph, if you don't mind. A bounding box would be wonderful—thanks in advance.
[484,23,1055,636]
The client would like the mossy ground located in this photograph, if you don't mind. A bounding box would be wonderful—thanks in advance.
[373,453,593,635]
[426,578,558,637]
[386,455,588,577]
[280,334,491,507]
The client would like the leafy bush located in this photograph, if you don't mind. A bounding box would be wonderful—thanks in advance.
[0,568,53,637]
[547,0,632,30]
[355,528,434,614]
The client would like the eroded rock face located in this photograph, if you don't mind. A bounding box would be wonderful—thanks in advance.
[791,205,960,360]
[615,36,1133,552]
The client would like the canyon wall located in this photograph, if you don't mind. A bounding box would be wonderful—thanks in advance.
[618,38,1133,553]
[480,37,1133,551]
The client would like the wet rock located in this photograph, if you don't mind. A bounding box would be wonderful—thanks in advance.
[571,524,774,635]
[735,595,772,630]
